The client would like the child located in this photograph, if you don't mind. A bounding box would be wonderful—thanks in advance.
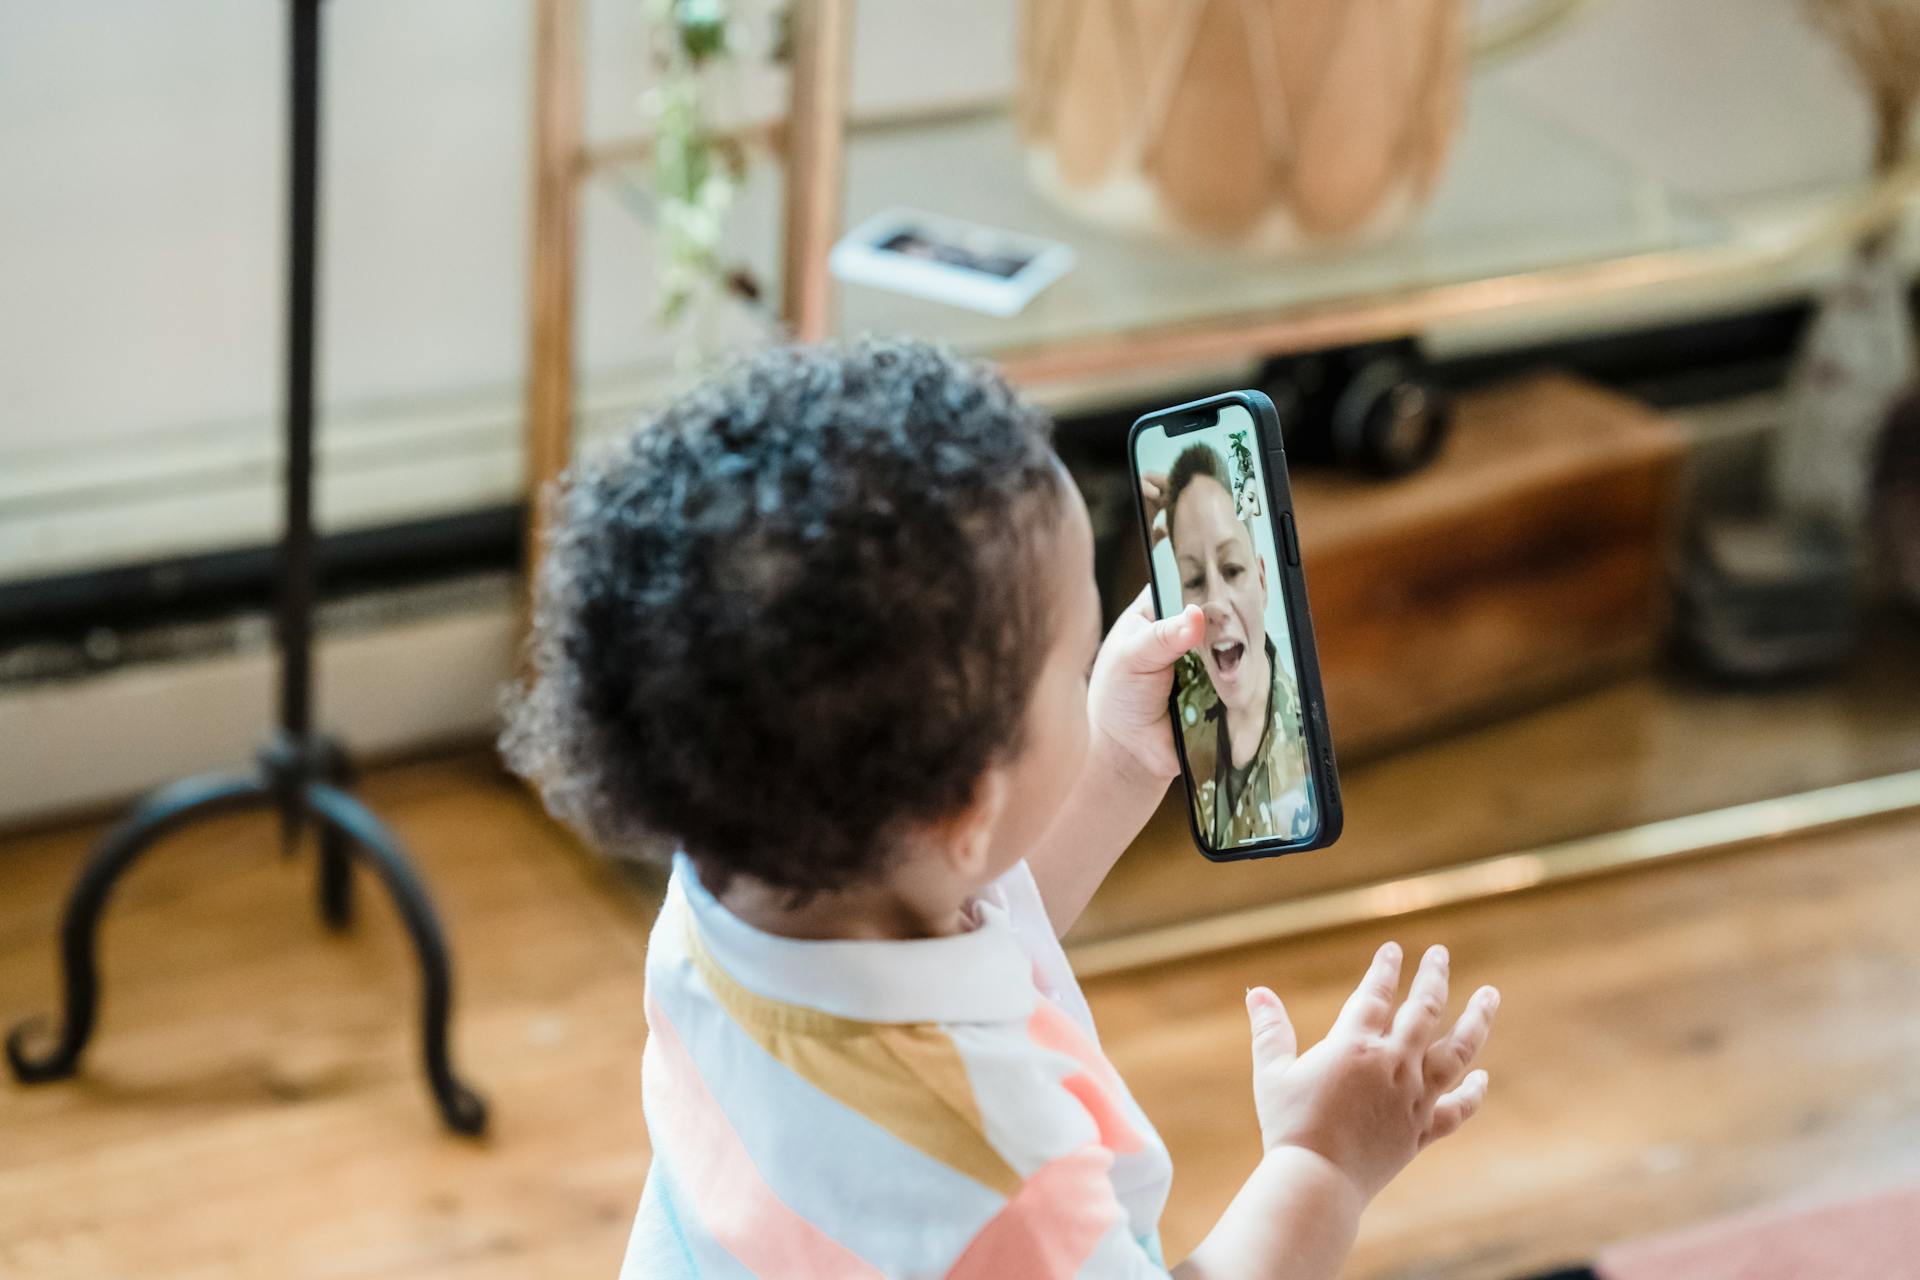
[507,339,1498,1279]
[1159,444,1314,846]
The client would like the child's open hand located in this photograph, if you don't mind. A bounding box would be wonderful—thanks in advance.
[1089,587,1206,784]
[1246,942,1498,1204]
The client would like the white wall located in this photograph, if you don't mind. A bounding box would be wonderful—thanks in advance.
[1483,0,1866,202]
[0,0,1019,580]
[0,0,1874,582]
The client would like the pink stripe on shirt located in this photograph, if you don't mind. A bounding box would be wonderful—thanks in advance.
[1031,1000,1145,1154]
[644,994,887,1279]
[945,1144,1123,1279]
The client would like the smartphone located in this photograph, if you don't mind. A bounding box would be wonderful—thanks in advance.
[1128,390,1343,860]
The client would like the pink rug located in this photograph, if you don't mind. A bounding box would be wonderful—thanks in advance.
[1596,1185,1920,1280]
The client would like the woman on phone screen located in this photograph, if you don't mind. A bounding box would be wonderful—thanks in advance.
[1145,444,1313,848]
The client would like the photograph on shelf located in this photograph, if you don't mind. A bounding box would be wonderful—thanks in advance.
[829,207,1075,317]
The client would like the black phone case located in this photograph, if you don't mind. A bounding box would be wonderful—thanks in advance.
[1127,389,1345,860]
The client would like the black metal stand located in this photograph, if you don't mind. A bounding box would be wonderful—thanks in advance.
[5,0,487,1137]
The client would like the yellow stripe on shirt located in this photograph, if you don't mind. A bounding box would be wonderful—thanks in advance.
[682,914,1024,1198]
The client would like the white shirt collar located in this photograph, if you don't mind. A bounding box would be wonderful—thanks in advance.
[671,853,1036,1025]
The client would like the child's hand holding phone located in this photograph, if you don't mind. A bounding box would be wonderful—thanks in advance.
[1086,587,1205,786]
[1248,942,1498,1201]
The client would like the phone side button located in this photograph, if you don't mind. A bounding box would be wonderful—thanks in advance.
[1281,512,1302,566]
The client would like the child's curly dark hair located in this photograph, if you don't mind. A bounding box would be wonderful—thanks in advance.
[503,337,1064,899]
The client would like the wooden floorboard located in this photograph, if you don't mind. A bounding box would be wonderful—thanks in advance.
[3,755,1918,1278]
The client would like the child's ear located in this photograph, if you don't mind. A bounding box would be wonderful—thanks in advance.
[942,768,1009,881]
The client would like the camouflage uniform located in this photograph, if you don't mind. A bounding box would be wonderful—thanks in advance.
[1176,639,1315,850]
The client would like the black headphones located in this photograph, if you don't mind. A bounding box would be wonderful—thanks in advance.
[1264,340,1452,478]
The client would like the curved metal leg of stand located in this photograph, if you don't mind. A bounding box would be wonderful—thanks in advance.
[318,826,353,930]
[306,783,489,1137]
[315,740,355,931]
[7,774,275,1084]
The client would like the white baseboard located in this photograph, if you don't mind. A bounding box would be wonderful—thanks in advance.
[0,604,516,829]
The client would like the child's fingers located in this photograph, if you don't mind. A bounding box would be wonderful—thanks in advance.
[1332,941,1403,1037]
[1422,1069,1489,1147]
[1424,985,1499,1092]
[1123,605,1204,673]
[1387,945,1450,1054]
[1246,986,1298,1073]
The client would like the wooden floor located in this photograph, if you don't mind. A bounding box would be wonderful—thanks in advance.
[4,756,1919,1279]
[1074,620,1920,943]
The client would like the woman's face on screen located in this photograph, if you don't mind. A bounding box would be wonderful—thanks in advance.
[1171,474,1270,711]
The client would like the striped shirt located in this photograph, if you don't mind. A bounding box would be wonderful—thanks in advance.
[621,854,1176,1278]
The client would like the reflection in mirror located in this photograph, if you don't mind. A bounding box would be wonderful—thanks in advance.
[1065,369,1920,960]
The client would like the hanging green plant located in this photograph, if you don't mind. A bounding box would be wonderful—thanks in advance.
[640,0,781,326]
[1227,429,1262,520]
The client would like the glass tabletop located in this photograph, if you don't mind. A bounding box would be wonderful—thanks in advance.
[606,80,1726,367]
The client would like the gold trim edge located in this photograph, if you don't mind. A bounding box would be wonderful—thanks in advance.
[1067,769,1920,980]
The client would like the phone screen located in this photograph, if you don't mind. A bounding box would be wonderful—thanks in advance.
[1136,403,1321,852]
